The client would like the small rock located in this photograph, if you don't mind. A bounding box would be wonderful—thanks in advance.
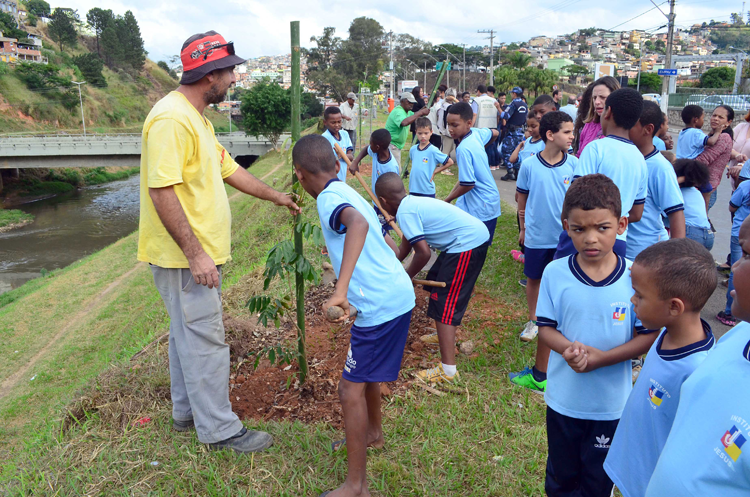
[517,403,524,409]
[459,340,475,355]
[29,375,36,381]
[236,375,245,384]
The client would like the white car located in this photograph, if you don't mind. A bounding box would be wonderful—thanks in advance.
[642,93,661,104]
[685,94,750,112]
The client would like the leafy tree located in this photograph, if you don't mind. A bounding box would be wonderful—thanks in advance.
[700,66,736,88]
[631,72,661,93]
[503,51,533,69]
[507,42,519,50]
[710,28,750,50]
[731,12,745,25]
[579,27,598,37]
[493,66,520,92]
[157,60,177,79]
[564,64,589,77]
[0,11,26,40]
[338,17,385,86]
[26,0,50,17]
[73,53,107,87]
[300,92,323,119]
[48,8,79,53]
[118,11,146,72]
[304,27,355,101]
[86,7,114,55]
[15,63,70,90]
[100,26,121,68]
[240,81,292,147]
[518,67,557,97]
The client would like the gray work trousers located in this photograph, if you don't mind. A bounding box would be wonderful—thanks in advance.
[150,265,243,444]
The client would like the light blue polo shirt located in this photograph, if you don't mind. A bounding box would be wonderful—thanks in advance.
[604,322,714,497]
[681,186,711,230]
[516,152,577,249]
[322,128,354,182]
[645,322,750,497]
[396,195,489,253]
[517,137,545,165]
[408,143,449,196]
[535,255,655,420]
[653,135,666,151]
[316,179,415,327]
[675,127,708,159]
[367,145,400,202]
[730,180,750,237]
[455,128,501,222]
[626,148,685,260]
[574,136,648,241]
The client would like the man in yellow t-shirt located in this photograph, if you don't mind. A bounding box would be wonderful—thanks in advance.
[138,31,299,454]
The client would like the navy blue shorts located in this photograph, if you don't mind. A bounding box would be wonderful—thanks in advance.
[343,310,412,383]
[483,217,498,246]
[553,231,626,260]
[524,248,556,279]
[373,205,393,232]
[410,192,436,198]
[546,407,618,497]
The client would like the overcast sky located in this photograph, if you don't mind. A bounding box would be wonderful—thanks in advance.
[54,0,737,63]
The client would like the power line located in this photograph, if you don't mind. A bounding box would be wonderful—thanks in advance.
[608,2,668,31]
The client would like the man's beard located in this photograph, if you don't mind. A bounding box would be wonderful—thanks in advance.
[204,82,227,105]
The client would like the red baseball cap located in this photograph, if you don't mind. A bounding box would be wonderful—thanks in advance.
[179,31,246,85]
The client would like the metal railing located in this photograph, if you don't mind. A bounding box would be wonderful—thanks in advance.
[668,92,750,110]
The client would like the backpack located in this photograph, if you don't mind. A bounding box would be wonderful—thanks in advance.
[437,101,454,136]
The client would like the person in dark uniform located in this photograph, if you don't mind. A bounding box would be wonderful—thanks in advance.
[499,87,528,181]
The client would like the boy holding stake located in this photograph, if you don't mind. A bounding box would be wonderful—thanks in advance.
[349,129,400,227]
[322,107,355,182]
[408,117,454,197]
[375,172,490,383]
[536,174,659,497]
[603,238,717,497]
[292,135,415,497]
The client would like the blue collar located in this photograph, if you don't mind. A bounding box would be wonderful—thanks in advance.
[744,340,750,362]
[417,143,431,152]
[376,149,393,165]
[529,137,542,144]
[456,129,472,146]
[325,129,342,141]
[656,319,715,361]
[324,178,341,189]
[568,254,626,287]
[606,135,635,145]
[644,147,659,160]
[538,153,567,169]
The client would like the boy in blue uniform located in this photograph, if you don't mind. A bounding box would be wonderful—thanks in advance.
[675,104,724,159]
[509,112,578,394]
[537,174,659,497]
[443,102,501,243]
[321,106,354,182]
[408,117,454,197]
[349,129,400,228]
[626,101,686,260]
[292,135,415,497]
[375,172,490,384]
[718,178,750,326]
[645,216,750,497]
[604,239,717,497]
[503,114,545,183]
[556,88,648,259]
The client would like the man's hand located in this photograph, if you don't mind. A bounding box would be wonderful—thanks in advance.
[188,250,220,289]
[562,341,588,373]
[323,290,350,323]
[737,153,748,163]
[728,165,743,179]
[274,192,301,215]
[417,107,430,117]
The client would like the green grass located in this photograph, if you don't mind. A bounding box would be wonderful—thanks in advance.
[0,209,33,229]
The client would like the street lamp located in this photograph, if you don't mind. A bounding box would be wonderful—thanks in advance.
[729,46,747,94]
[71,81,87,136]
[436,45,463,92]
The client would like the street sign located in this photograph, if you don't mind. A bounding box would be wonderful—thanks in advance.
[658,69,678,76]
[436,62,452,71]
[552,84,558,91]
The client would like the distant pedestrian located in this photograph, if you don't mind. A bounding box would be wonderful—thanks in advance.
[385,92,429,166]
[559,95,578,120]
[573,76,620,157]
[436,88,459,164]
[552,89,562,110]
[340,92,359,148]
[499,87,529,178]
[461,91,471,104]
[138,31,299,454]
[473,85,503,169]
[410,86,426,135]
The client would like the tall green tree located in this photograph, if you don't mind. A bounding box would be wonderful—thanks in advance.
[304,27,355,100]
[0,11,26,40]
[26,0,50,17]
[48,8,79,53]
[338,17,385,84]
[700,66,736,88]
[631,72,661,93]
[73,53,107,87]
[240,81,292,147]
[118,11,146,73]
[100,26,121,68]
[493,66,520,92]
[503,51,533,69]
[518,67,557,97]
[86,7,114,55]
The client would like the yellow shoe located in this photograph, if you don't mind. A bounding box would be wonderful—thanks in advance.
[420,332,440,345]
[415,364,459,384]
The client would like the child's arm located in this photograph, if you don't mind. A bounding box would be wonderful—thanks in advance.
[508,141,524,165]
[488,128,500,144]
[403,239,431,279]
[627,204,644,223]
[706,125,728,147]
[667,210,686,238]
[539,327,590,372]
[322,207,368,322]
[517,192,528,246]
[431,158,454,181]
[580,331,659,373]
[444,181,473,203]
[348,147,369,175]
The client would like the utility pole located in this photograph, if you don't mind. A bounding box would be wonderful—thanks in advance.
[655,0,676,111]
[462,44,466,94]
[478,29,495,86]
[389,31,394,100]
[71,81,86,136]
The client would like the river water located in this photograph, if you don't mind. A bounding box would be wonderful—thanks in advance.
[0,174,140,295]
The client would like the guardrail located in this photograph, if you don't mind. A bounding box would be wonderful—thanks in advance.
[668,93,750,110]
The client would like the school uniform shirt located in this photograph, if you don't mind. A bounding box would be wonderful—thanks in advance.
[675,127,708,159]
[574,136,648,242]
[626,148,685,260]
[730,180,750,237]
[535,255,653,420]
[517,137,545,165]
[408,143,449,196]
[455,128,502,222]
[604,323,714,497]
[645,322,750,497]
[396,195,490,253]
[322,128,354,182]
[316,179,415,327]
[681,186,711,229]
[516,152,578,249]
[653,135,666,151]
[367,145,400,200]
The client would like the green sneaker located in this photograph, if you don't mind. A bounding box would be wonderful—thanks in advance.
[509,366,546,394]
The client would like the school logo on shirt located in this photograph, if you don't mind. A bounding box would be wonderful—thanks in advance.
[594,435,611,449]
[612,307,627,321]
[423,157,429,163]
[721,425,746,462]
[563,176,571,186]
[344,346,357,373]
[648,385,665,407]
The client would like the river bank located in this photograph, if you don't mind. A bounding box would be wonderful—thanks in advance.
[0,209,34,233]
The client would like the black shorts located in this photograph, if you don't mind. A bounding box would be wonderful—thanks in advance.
[524,248,556,280]
[426,245,488,326]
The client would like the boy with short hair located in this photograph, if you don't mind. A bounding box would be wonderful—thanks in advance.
[556,88,649,259]
[444,102,501,242]
[375,172,490,383]
[644,215,750,496]
[675,104,724,159]
[604,238,717,497]
[321,106,354,182]
[505,114,545,179]
[349,129,400,227]
[508,111,578,393]
[408,117,454,198]
[537,174,659,497]
[292,135,415,497]
[626,101,686,260]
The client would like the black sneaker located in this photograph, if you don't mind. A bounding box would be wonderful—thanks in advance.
[518,279,527,288]
[208,427,274,453]
[173,418,195,432]
[501,170,516,181]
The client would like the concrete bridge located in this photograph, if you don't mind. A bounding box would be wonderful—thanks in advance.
[0,132,286,170]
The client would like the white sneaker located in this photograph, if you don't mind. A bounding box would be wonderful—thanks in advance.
[519,320,538,342]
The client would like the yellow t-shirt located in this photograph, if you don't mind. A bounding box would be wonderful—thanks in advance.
[137,91,239,268]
